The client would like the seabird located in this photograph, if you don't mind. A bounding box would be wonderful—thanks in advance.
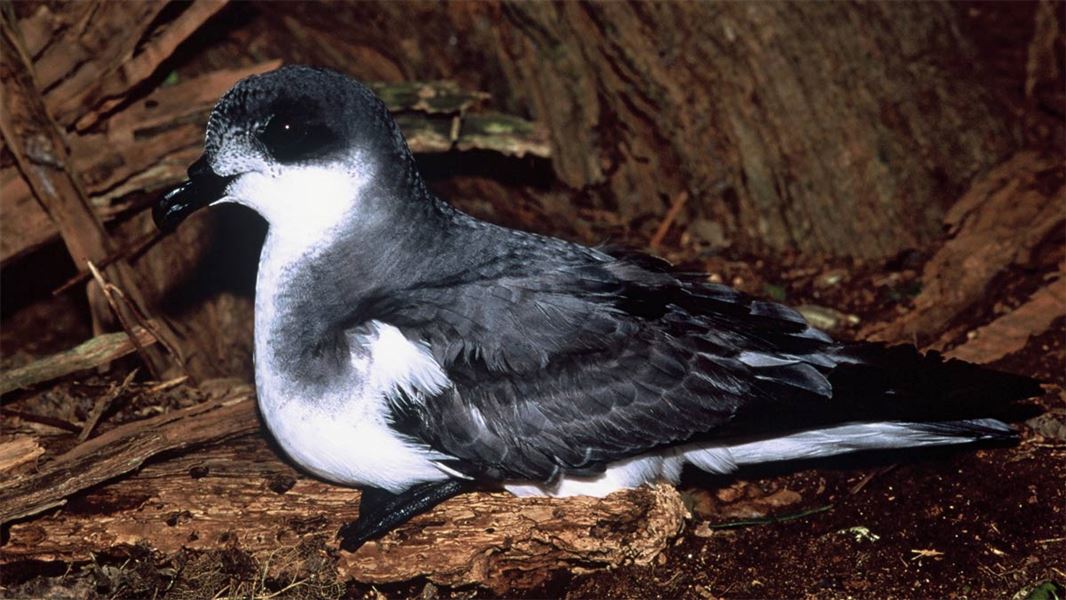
[154,65,1041,551]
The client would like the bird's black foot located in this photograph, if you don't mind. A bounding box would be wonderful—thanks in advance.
[337,479,470,551]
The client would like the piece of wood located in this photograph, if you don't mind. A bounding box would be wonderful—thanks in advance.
[869,151,1065,345]
[69,0,229,132]
[2,434,687,593]
[0,390,257,525]
[368,80,489,115]
[0,327,157,396]
[0,9,182,378]
[31,2,167,106]
[948,268,1066,364]
[51,231,162,296]
[341,482,686,592]
[456,112,552,158]
[0,410,80,435]
[86,261,166,380]
[0,13,115,273]
[649,191,690,250]
[14,4,72,59]
[0,437,44,476]
[77,369,139,442]
[36,2,229,130]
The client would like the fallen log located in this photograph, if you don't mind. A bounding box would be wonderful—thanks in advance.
[2,432,686,593]
[0,389,257,524]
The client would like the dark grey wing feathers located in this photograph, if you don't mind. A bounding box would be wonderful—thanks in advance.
[379,235,1036,484]
[380,243,843,481]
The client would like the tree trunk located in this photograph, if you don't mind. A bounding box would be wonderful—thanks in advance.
[258,1,1016,258]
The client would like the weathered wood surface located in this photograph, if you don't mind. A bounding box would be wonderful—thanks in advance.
[23,1,226,130]
[2,430,686,593]
[0,8,183,379]
[949,263,1066,364]
[0,437,44,476]
[257,1,1017,257]
[2,1,228,266]
[869,151,1065,347]
[0,390,257,525]
[0,327,157,395]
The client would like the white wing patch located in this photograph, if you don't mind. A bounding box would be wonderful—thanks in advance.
[505,453,685,498]
[355,322,450,401]
[255,313,455,492]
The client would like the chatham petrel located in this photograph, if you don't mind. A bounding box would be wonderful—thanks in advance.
[155,66,1040,551]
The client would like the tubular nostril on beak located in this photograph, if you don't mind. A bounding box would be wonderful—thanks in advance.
[187,155,215,179]
[152,154,236,232]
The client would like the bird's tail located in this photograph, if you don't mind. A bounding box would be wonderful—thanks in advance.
[692,417,1014,471]
[822,343,1043,425]
[683,344,1039,474]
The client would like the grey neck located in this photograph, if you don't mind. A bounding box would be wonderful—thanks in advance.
[253,189,455,392]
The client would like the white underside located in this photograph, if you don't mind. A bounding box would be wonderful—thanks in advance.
[505,420,981,497]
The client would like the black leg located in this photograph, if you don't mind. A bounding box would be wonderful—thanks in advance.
[337,479,470,551]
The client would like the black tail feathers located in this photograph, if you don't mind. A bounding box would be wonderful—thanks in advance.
[826,343,1043,424]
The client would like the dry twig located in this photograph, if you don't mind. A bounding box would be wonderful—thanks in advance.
[0,328,157,395]
[649,191,690,250]
[77,368,139,442]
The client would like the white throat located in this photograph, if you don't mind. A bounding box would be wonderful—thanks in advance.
[224,163,368,255]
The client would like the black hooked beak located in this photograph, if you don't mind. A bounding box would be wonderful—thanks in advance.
[153,155,236,232]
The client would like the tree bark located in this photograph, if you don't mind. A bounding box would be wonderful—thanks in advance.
[258,1,1016,258]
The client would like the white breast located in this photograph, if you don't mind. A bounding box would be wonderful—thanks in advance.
[253,234,453,493]
[258,388,450,493]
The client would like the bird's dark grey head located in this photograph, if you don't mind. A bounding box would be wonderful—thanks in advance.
[154,66,420,238]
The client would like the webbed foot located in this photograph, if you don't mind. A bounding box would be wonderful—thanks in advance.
[337,479,470,551]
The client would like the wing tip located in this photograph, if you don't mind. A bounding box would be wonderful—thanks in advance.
[908,418,1019,443]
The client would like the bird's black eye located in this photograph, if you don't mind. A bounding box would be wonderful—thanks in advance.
[259,113,340,164]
